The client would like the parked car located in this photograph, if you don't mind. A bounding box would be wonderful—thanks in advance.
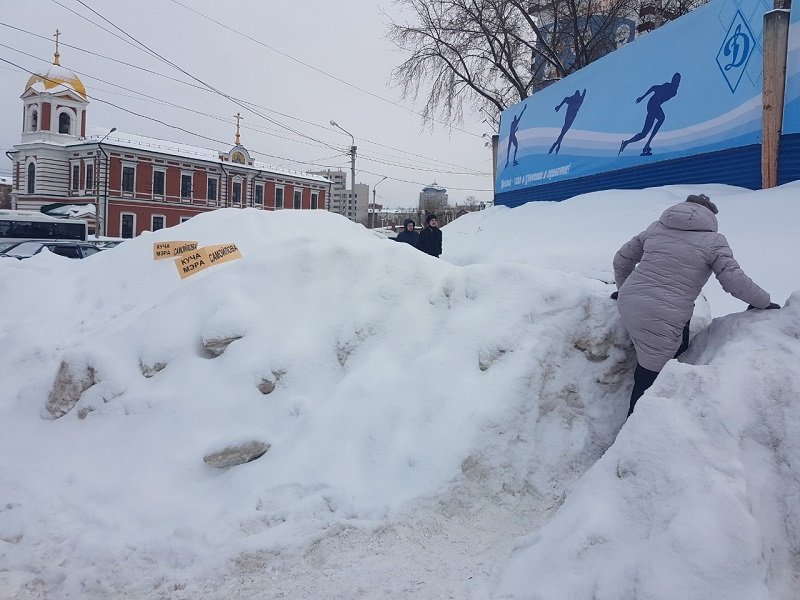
[0,240,24,254]
[85,239,125,250]
[0,240,102,259]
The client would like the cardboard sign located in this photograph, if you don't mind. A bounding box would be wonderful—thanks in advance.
[153,241,198,260]
[204,243,242,268]
[174,243,242,279]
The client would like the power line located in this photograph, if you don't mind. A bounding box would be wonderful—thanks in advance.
[0,21,489,174]
[62,0,344,154]
[3,54,492,190]
[3,49,488,177]
[165,0,483,140]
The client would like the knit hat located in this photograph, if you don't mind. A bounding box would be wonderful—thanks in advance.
[426,214,438,224]
[685,194,718,214]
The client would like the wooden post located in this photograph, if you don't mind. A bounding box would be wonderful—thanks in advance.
[762,9,790,188]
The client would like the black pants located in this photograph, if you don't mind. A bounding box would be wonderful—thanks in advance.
[628,321,690,416]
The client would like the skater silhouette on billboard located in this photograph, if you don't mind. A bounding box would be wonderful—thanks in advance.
[619,72,681,156]
[549,89,586,154]
[504,104,527,167]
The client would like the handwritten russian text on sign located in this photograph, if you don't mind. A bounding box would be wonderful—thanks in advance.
[153,241,199,260]
[174,243,242,279]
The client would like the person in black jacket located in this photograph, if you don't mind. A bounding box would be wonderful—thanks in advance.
[416,214,442,257]
[394,218,419,246]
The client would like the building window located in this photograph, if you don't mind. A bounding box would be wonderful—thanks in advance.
[207,177,218,204]
[181,173,192,201]
[254,184,264,207]
[311,192,318,210]
[59,112,71,135]
[31,110,38,131]
[151,215,165,231]
[71,164,80,191]
[26,163,35,194]
[180,216,191,224]
[275,186,284,209]
[232,181,242,205]
[122,165,135,193]
[86,163,94,190]
[121,213,135,238]
[153,170,165,196]
[293,189,302,209]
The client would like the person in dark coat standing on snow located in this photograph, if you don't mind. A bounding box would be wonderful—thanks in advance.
[612,193,779,416]
[416,214,442,257]
[395,218,419,246]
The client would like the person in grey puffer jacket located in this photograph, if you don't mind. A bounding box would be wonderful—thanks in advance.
[613,193,779,416]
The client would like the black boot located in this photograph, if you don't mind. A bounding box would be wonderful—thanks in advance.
[629,364,659,416]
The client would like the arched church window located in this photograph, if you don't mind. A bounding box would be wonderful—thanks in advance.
[59,112,71,135]
[31,110,38,131]
[27,163,36,194]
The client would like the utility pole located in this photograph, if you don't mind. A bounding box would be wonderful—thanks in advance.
[371,176,387,229]
[96,127,116,237]
[330,120,356,219]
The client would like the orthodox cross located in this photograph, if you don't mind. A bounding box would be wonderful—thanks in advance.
[234,112,243,145]
[53,29,61,65]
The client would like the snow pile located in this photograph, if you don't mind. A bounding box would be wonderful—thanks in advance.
[498,297,800,599]
[1,183,799,599]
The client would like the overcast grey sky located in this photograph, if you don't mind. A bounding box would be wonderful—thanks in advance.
[0,0,495,208]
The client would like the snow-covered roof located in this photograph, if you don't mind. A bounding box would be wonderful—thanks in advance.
[68,127,329,184]
[421,183,447,193]
[44,203,96,219]
[25,63,87,99]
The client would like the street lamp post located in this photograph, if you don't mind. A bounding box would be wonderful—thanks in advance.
[96,127,116,238]
[371,176,387,229]
[330,120,356,219]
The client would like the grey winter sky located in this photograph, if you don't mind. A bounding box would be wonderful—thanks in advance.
[0,0,495,208]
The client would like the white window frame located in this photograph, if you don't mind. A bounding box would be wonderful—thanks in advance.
[206,175,219,206]
[275,185,284,210]
[27,105,39,132]
[311,191,319,210]
[152,167,166,199]
[120,212,136,239]
[180,171,193,203]
[70,161,81,193]
[25,159,36,194]
[293,189,302,210]
[56,108,74,136]
[254,182,264,208]
[231,176,243,206]
[151,214,166,231]
[121,161,136,196]
[85,161,95,192]
[180,216,191,224]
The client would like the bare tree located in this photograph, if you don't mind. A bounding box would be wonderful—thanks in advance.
[388,0,706,127]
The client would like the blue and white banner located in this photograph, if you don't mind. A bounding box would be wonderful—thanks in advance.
[497,0,771,194]
[782,0,800,134]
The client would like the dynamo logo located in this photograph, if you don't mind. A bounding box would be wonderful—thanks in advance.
[716,10,757,93]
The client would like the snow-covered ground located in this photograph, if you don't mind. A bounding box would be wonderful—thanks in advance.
[1,182,799,599]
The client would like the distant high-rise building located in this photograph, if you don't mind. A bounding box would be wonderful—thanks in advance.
[309,168,369,223]
[419,182,448,214]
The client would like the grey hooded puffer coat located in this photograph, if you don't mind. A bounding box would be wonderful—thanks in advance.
[613,200,770,371]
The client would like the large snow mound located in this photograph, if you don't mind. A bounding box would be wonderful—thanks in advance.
[1,182,799,599]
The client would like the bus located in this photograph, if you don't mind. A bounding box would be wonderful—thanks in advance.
[0,210,88,246]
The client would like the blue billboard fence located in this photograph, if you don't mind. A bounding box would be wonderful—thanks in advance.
[494,0,799,206]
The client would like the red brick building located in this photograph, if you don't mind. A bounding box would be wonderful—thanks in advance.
[7,44,329,237]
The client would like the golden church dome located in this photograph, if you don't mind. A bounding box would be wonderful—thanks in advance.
[24,33,87,99]
[25,63,87,99]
